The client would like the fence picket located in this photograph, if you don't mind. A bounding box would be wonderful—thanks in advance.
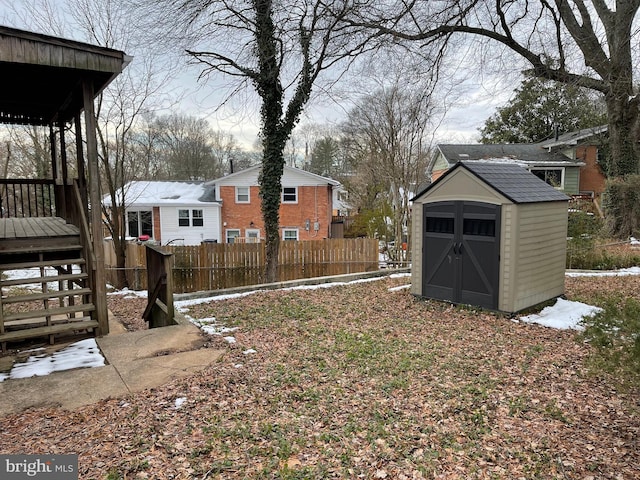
[105,238,379,292]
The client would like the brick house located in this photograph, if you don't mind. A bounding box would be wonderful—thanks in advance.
[207,165,341,243]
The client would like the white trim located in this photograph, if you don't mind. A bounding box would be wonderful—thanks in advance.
[528,167,565,189]
[281,186,298,203]
[226,229,241,243]
[282,228,299,241]
[235,186,250,203]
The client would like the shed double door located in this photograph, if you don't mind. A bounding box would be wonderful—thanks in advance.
[422,201,500,310]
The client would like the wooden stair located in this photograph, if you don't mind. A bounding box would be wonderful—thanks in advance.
[0,236,98,351]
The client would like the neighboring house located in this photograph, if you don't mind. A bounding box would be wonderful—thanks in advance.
[207,165,341,243]
[538,125,608,199]
[430,126,608,198]
[103,181,221,245]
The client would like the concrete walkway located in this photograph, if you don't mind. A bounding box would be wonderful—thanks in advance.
[0,316,225,416]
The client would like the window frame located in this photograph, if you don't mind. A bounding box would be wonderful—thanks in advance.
[127,210,153,238]
[226,229,241,243]
[192,209,204,227]
[529,167,565,189]
[236,186,250,203]
[245,228,261,243]
[281,186,298,204]
[282,228,299,241]
[178,209,190,227]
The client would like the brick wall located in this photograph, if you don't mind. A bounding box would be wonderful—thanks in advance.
[576,145,606,197]
[219,184,333,241]
[153,207,161,243]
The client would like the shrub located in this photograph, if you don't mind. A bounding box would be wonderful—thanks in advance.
[567,210,603,238]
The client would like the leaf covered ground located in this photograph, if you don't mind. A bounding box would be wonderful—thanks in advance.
[1,275,639,479]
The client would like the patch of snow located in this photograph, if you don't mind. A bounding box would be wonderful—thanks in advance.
[517,298,602,330]
[174,397,187,409]
[107,288,148,298]
[0,339,105,382]
[224,336,236,344]
[566,267,640,277]
[389,273,411,279]
[389,284,411,292]
[630,237,640,245]
[243,348,257,355]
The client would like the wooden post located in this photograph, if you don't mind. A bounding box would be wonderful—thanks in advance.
[74,114,89,216]
[82,79,109,336]
[144,245,174,328]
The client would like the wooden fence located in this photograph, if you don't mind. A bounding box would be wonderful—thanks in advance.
[104,238,379,293]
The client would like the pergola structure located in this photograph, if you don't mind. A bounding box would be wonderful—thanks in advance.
[0,25,129,349]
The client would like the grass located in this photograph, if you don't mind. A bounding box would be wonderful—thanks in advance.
[165,278,638,478]
[2,275,640,479]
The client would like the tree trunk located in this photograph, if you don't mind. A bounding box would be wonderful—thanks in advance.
[606,93,640,177]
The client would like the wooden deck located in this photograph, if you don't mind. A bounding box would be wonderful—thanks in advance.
[0,217,80,240]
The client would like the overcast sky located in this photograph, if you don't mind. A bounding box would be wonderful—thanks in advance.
[0,0,515,150]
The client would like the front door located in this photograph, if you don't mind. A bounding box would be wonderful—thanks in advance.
[422,201,500,310]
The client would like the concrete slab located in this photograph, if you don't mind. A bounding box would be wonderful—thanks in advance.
[0,365,128,415]
[115,349,224,392]
[0,321,225,416]
[96,323,206,367]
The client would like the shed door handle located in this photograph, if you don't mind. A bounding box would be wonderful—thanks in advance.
[452,242,463,255]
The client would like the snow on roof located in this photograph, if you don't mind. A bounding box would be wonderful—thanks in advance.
[103,181,219,207]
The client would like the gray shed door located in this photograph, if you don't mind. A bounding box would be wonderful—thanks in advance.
[422,201,500,310]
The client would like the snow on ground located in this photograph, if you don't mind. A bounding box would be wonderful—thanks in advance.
[0,339,104,382]
[566,266,640,277]
[516,298,602,330]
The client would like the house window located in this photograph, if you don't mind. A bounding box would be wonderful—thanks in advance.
[192,209,204,226]
[178,209,190,227]
[178,209,204,227]
[530,168,564,188]
[226,229,241,243]
[246,229,261,243]
[283,229,299,241]
[236,186,250,203]
[282,187,297,203]
[127,210,152,238]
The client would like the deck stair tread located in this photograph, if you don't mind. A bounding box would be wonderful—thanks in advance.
[0,258,85,271]
[3,303,95,322]
[2,288,92,304]
[0,319,98,343]
[1,272,88,287]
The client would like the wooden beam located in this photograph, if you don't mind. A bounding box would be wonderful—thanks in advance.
[82,79,109,336]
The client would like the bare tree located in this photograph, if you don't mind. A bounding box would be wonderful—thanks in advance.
[343,81,436,263]
[149,113,223,181]
[136,0,377,282]
[348,1,640,233]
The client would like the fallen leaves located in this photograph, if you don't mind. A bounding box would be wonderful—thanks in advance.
[0,276,638,479]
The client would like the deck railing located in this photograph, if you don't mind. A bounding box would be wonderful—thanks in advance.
[0,179,55,218]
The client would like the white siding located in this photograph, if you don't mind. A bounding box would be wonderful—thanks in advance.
[159,205,221,245]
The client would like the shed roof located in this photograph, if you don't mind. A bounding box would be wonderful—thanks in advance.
[0,25,129,125]
[414,162,570,204]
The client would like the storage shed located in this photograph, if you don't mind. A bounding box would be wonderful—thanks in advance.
[411,162,569,314]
